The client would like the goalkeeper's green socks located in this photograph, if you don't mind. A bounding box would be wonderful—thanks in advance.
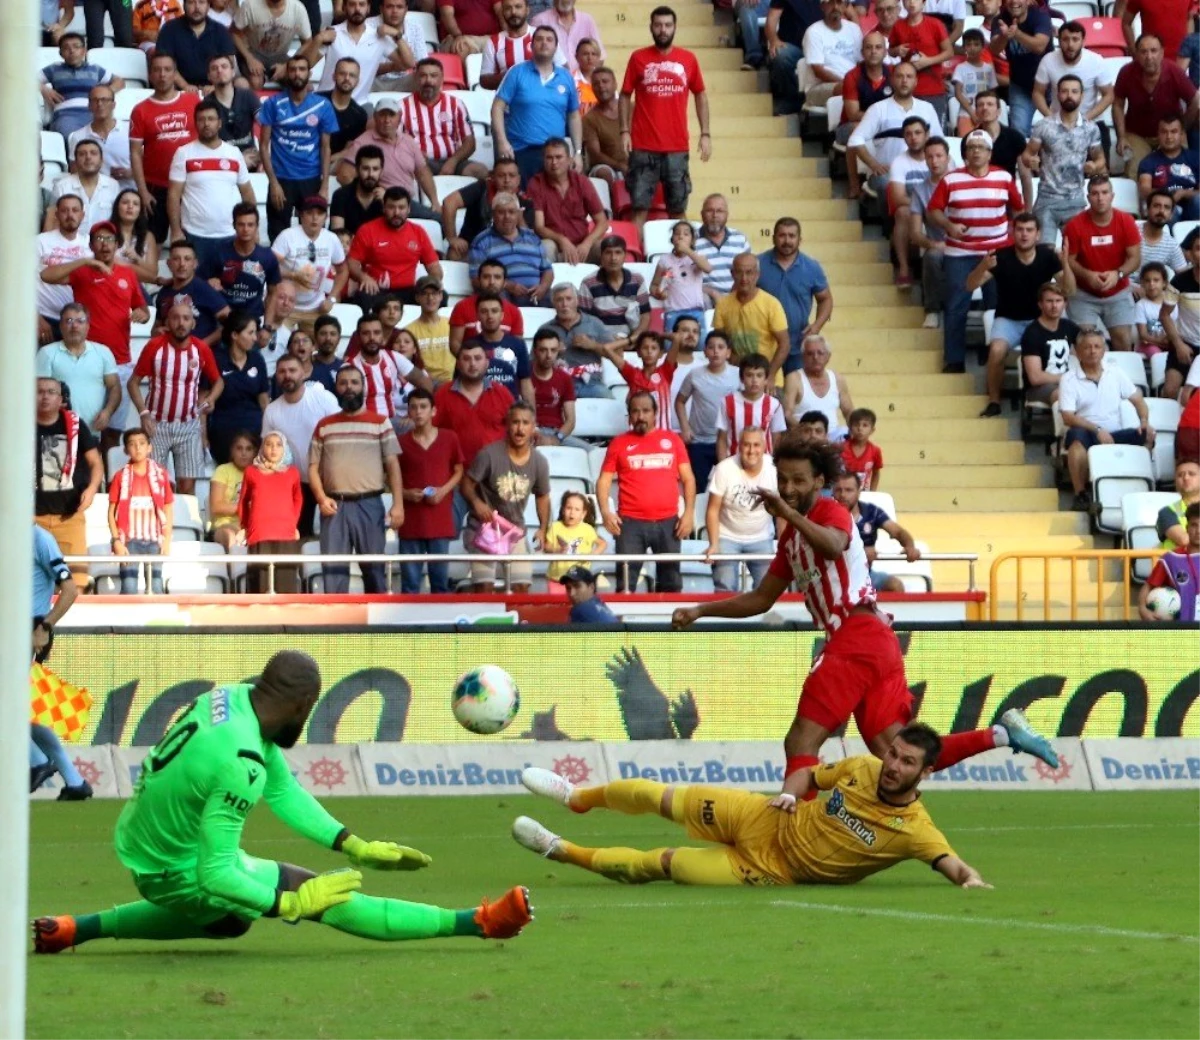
[75,901,212,944]
[321,894,482,940]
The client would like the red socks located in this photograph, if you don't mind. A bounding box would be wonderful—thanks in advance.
[933,729,996,771]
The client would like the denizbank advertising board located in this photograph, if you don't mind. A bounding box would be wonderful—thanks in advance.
[43,626,1198,745]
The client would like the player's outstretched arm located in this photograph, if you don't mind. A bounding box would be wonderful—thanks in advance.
[671,572,789,629]
[935,855,994,889]
[261,746,432,869]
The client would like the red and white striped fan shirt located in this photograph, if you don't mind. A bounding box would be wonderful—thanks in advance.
[399,93,473,163]
[717,391,787,453]
[481,26,535,77]
[351,350,416,418]
[926,166,1024,258]
[767,497,877,637]
[132,335,222,423]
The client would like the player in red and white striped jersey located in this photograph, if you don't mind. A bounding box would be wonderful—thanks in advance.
[672,437,1055,805]
[402,60,489,178]
[128,301,224,493]
[479,0,565,90]
[348,313,433,419]
[715,354,789,458]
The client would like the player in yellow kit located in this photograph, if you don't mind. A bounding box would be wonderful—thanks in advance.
[513,723,992,889]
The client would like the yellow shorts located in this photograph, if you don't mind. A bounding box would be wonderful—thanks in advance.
[672,786,793,887]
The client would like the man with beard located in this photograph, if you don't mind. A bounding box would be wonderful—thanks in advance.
[1134,191,1189,291]
[32,650,534,954]
[129,301,225,495]
[671,438,1059,806]
[582,66,627,184]
[400,58,487,178]
[596,390,695,592]
[348,312,433,422]
[331,146,386,236]
[1023,76,1106,247]
[1032,22,1114,143]
[463,293,534,404]
[481,0,564,89]
[619,6,711,231]
[37,195,92,346]
[259,54,340,241]
[41,220,151,439]
[48,140,120,238]
[694,193,751,304]
[337,98,442,221]
[347,186,443,307]
[318,58,370,166]
[513,724,994,889]
[309,366,405,593]
[206,54,262,158]
[262,354,341,536]
[155,0,238,89]
[442,159,533,261]
[310,0,410,102]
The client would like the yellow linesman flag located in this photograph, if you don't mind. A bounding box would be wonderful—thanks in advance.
[30,663,92,743]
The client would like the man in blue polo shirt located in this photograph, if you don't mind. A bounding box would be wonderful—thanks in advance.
[259,54,340,241]
[200,202,284,327]
[561,565,618,623]
[492,25,584,185]
[755,216,833,381]
[467,194,554,306]
[155,0,237,89]
[40,34,123,137]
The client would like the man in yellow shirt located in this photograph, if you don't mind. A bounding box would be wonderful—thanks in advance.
[712,253,791,387]
[513,723,992,889]
[404,276,455,385]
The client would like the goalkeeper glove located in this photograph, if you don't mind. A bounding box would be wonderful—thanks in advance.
[343,834,432,871]
[278,869,362,922]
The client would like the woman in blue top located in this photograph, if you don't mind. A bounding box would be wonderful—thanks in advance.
[208,310,270,464]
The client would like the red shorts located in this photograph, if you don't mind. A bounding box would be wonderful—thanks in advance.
[797,612,912,743]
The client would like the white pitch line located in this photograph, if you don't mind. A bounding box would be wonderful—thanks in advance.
[767,901,1200,943]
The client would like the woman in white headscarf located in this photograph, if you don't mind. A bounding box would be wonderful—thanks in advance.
[237,431,303,594]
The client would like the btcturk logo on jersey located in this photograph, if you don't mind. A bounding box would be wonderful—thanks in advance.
[824,788,877,846]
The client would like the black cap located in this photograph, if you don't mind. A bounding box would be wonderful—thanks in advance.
[560,565,597,585]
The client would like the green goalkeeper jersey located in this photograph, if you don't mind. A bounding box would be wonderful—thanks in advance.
[115,684,345,916]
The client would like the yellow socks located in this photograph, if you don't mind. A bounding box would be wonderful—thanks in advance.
[570,779,668,817]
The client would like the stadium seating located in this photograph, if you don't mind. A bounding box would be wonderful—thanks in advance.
[551,262,598,289]
[1121,490,1180,581]
[573,399,627,439]
[538,445,594,490]
[1106,350,1148,394]
[1088,444,1155,534]
[89,47,150,85]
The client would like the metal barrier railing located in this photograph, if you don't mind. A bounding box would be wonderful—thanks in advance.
[67,550,980,596]
[988,549,1165,622]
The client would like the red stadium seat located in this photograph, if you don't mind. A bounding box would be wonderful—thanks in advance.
[1079,17,1127,57]
[606,220,645,259]
[429,53,467,89]
[610,180,669,222]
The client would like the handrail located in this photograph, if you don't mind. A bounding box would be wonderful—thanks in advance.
[66,551,980,595]
[988,548,1166,622]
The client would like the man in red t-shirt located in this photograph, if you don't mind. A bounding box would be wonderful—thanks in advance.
[596,389,696,591]
[1063,175,1143,352]
[449,258,525,353]
[129,52,200,243]
[530,329,588,448]
[347,187,444,309]
[397,387,466,593]
[40,220,151,439]
[619,7,711,229]
[1112,35,1198,172]
[1114,0,1192,61]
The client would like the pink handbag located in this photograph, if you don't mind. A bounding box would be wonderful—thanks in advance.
[473,514,524,555]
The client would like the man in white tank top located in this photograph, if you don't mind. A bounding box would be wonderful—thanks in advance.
[783,334,854,441]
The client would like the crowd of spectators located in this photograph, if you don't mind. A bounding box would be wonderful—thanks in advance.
[31,0,1198,598]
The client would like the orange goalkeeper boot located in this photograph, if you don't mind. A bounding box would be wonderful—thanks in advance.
[32,916,77,954]
[474,886,533,939]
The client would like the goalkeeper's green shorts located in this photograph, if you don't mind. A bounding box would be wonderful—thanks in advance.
[132,851,280,925]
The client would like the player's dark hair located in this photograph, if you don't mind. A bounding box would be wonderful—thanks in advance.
[1012,211,1040,228]
[1059,19,1085,36]
[356,144,385,166]
[383,186,412,204]
[169,238,196,255]
[896,723,942,768]
[558,489,596,526]
[232,201,258,222]
[924,136,949,153]
[480,258,508,276]
[974,88,1000,105]
[901,115,929,132]
[1182,228,1200,252]
[195,95,222,118]
[738,352,769,376]
[407,387,434,406]
[848,407,876,427]
[533,328,562,349]
[1139,261,1170,282]
[634,330,663,352]
[259,649,322,702]
[1057,73,1084,92]
[507,400,535,421]
[799,410,829,431]
[356,313,382,330]
[836,470,863,486]
[229,429,260,452]
[705,329,732,350]
[122,427,149,448]
[627,389,658,412]
[313,314,341,336]
[476,290,505,308]
[651,5,676,20]
[961,27,985,45]
[772,437,843,485]
[1187,503,1200,522]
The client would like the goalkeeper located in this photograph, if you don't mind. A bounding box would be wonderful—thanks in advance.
[33,650,533,953]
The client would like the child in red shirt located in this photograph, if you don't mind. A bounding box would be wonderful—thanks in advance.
[108,429,174,595]
[841,407,885,490]
[600,329,685,431]
[238,431,303,594]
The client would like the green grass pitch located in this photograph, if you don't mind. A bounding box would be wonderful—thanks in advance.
[27,791,1200,1039]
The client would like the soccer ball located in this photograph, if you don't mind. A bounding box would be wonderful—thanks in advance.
[452,665,520,734]
[1146,587,1182,621]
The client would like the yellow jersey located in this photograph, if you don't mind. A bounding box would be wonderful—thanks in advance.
[778,756,955,884]
[712,289,788,387]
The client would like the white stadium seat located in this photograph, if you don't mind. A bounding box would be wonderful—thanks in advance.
[90,48,150,86]
[573,398,627,439]
[1121,490,1180,581]
[163,543,228,594]
[1105,350,1148,393]
[465,53,483,90]
[537,445,593,489]
[1110,177,1140,216]
[1088,443,1154,534]
[113,88,152,121]
[551,262,598,290]
[41,131,67,175]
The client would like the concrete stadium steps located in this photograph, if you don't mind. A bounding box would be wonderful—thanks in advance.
[599,0,1098,601]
